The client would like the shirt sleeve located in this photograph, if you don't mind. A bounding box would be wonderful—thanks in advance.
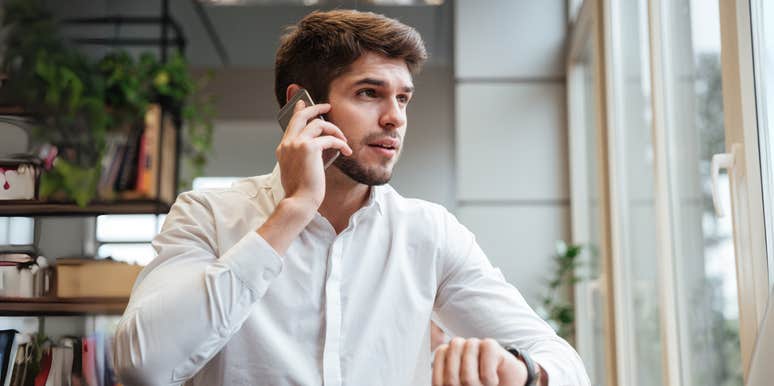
[433,209,590,386]
[112,191,284,385]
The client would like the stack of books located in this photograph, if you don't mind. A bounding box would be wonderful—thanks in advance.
[2,330,122,386]
[97,104,177,203]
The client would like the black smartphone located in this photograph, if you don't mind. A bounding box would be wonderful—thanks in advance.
[277,89,340,168]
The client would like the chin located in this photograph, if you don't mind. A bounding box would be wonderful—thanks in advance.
[334,156,394,186]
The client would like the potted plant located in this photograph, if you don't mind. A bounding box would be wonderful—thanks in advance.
[0,0,214,206]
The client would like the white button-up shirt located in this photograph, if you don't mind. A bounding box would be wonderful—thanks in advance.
[113,165,589,386]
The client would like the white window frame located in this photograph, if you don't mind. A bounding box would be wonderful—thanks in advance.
[749,0,774,292]
[717,0,770,377]
[567,0,619,384]
[569,0,772,384]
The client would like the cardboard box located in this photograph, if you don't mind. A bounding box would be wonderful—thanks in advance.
[55,258,143,298]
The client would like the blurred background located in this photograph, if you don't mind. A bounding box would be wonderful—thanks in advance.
[1,1,774,385]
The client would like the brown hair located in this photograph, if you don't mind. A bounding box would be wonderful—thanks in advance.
[274,9,427,106]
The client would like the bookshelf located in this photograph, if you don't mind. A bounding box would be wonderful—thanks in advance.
[0,2,186,319]
[0,297,128,316]
[0,199,172,216]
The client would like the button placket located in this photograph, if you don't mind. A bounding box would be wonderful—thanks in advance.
[322,232,346,386]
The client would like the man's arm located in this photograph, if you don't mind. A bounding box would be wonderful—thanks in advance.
[432,209,590,386]
[113,191,287,385]
[113,99,352,385]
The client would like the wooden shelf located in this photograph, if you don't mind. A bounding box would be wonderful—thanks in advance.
[0,105,32,116]
[0,199,172,216]
[0,296,128,316]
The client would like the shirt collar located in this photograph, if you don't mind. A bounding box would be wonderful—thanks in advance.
[266,163,384,215]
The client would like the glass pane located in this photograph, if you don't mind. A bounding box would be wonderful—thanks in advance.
[7,217,34,245]
[661,0,742,384]
[578,37,610,386]
[612,0,663,384]
[750,0,774,289]
[98,243,155,266]
[96,215,158,242]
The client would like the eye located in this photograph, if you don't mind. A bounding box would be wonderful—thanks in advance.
[357,88,378,98]
[397,94,411,104]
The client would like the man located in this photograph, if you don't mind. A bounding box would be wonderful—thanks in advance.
[113,9,589,386]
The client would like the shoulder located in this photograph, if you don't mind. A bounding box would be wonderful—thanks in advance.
[379,184,450,221]
[379,185,468,243]
[170,173,273,214]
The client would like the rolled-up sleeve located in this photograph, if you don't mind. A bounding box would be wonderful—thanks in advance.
[112,191,283,385]
[434,209,590,386]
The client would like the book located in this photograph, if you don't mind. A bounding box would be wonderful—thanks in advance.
[81,338,96,386]
[54,258,142,298]
[33,349,51,386]
[158,108,177,204]
[115,124,143,193]
[0,330,19,386]
[8,341,29,386]
[126,104,177,202]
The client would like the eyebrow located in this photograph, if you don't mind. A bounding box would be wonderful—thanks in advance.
[353,77,415,93]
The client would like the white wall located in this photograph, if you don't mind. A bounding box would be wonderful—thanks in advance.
[453,0,569,305]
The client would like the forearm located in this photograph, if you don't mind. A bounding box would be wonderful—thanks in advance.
[114,232,283,384]
[257,197,317,255]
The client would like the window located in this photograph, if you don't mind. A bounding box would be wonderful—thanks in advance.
[655,1,743,385]
[569,0,772,383]
[568,4,613,383]
[0,217,35,245]
[751,0,774,290]
[96,177,242,265]
[605,0,663,384]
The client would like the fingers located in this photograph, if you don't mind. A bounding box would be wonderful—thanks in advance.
[460,338,482,386]
[432,344,447,386]
[478,339,501,386]
[313,136,353,156]
[300,119,347,143]
[432,338,488,386]
[286,101,332,135]
[443,338,465,385]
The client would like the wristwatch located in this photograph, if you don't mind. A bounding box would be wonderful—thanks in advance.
[504,346,539,386]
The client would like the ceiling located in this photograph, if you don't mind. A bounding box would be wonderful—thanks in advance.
[42,0,453,68]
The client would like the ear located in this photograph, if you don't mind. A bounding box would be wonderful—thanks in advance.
[285,84,303,105]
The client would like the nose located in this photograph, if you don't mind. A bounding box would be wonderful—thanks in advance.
[378,98,406,131]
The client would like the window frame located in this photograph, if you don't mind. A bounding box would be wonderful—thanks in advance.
[567,0,620,384]
[717,0,770,377]
[569,0,772,384]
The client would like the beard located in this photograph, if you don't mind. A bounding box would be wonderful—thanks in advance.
[333,150,395,186]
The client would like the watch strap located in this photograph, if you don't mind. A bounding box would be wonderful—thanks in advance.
[505,346,538,386]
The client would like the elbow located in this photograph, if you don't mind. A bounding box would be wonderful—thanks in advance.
[113,312,173,386]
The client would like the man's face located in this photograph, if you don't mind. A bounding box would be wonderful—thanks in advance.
[326,52,414,186]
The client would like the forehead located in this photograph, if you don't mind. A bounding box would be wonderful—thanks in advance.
[335,52,414,89]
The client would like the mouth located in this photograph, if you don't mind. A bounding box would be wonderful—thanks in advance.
[367,138,399,158]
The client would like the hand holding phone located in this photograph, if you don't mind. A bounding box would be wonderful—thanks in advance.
[277,89,341,168]
[273,89,352,212]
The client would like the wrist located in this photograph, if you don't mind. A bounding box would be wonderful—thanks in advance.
[256,197,317,256]
[504,346,540,386]
[279,196,319,221]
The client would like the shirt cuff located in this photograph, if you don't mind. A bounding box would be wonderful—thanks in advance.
[219,230,284,296]
[531,353,583,386]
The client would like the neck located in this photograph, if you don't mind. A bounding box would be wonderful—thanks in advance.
[318,166,371,233]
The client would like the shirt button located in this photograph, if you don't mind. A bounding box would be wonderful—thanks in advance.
[262,269,273,281]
